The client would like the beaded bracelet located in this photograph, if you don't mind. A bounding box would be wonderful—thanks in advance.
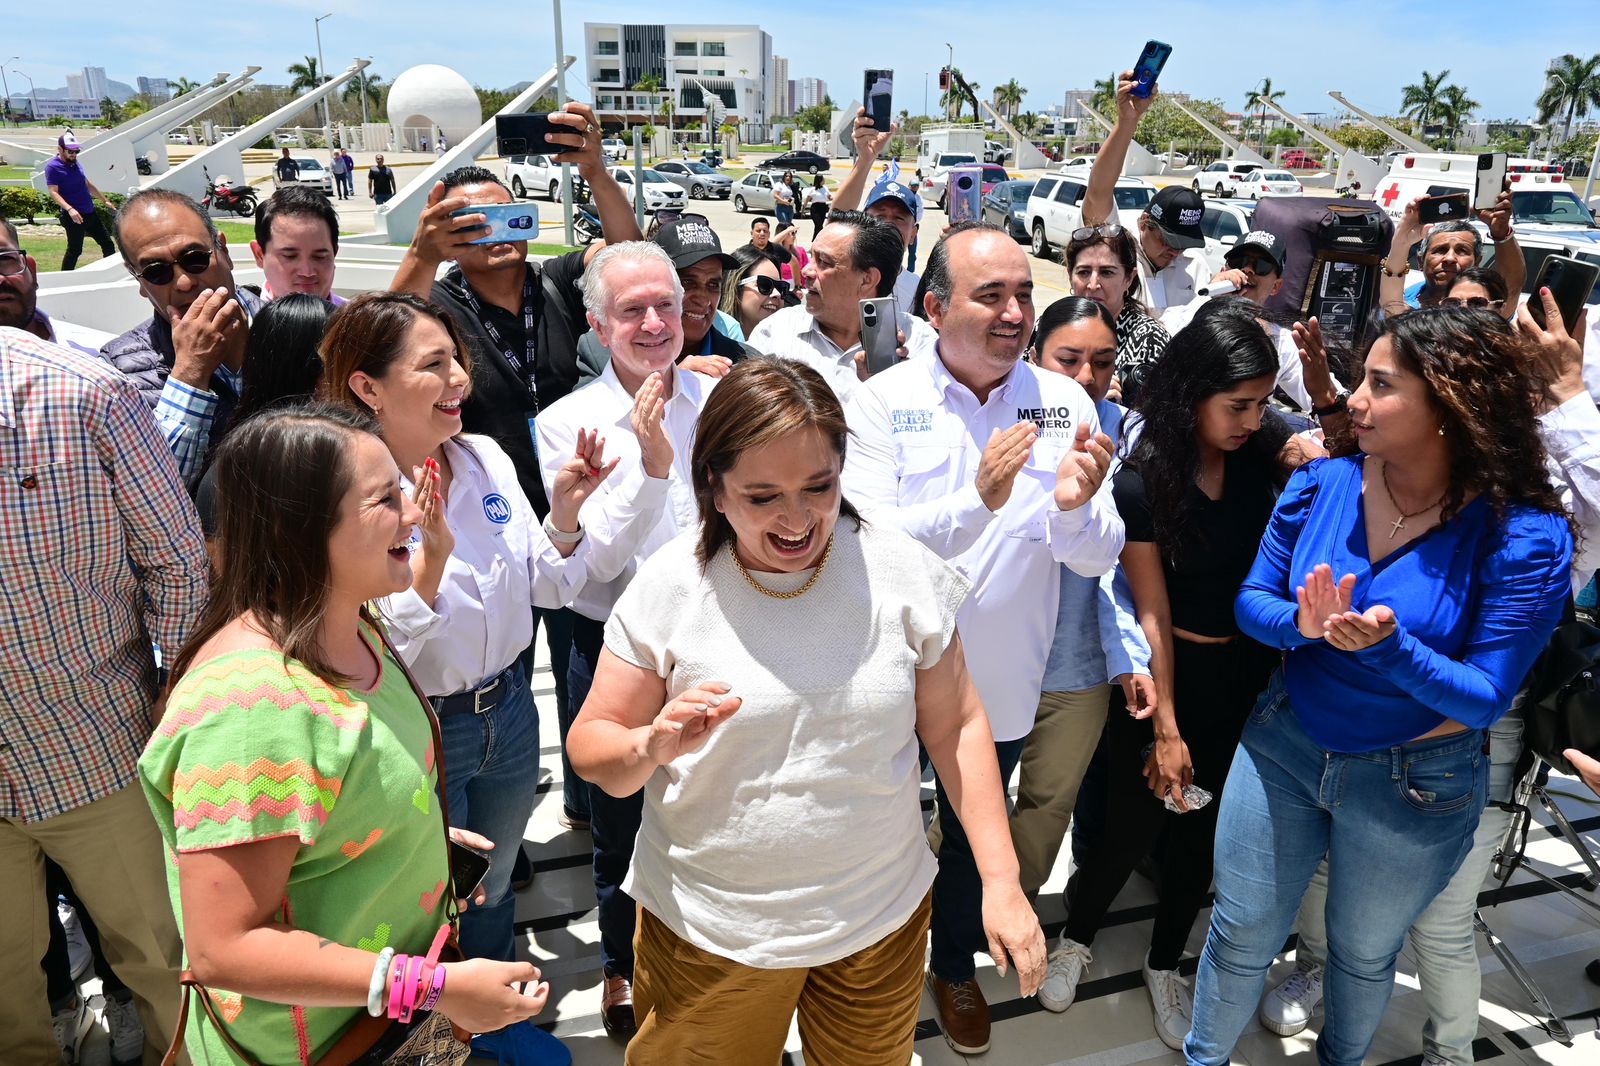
[366,948,396,1019]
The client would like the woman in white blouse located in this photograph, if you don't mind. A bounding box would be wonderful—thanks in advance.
[568,357,1044,1065]
[319,292,614,968]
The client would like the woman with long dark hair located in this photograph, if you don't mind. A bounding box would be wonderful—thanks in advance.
[719,244,791,339]
[1185,305,1574,1066]
[1065,225,1169,404]
[140,406,549,1065]
[1039,302,1294,1051]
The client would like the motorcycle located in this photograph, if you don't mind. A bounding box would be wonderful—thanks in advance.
[201,166,258,217]
[135,156,152,176]
[574,204,603,246]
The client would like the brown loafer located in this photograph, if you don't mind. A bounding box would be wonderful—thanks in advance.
[928,974,990,1054]
[600,972,636,1036]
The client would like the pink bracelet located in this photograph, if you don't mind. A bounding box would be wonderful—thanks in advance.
[387,954,410,1021]
[414,925,452,1015]
[418,964,447,1013]
[399,954,427,1023]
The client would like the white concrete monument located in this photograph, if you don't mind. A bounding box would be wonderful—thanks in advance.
[387,64,482,147]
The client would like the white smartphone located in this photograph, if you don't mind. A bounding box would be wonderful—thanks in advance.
[859,297,899,375]
[1473,152,1508,212]
[946,166,983,224]
[451,202,540,244]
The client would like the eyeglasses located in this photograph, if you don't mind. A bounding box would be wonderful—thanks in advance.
[0,250,29,277]
[1071,223,1124,243]
[740,275,793,298]
[126,242,217,286]
[1442,295,1504,310]
[1226,254,1279,276]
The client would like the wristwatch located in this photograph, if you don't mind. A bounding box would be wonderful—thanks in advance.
[1311,391,1349,418]
[542,514,585,545]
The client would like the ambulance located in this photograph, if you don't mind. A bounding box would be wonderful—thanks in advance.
[1372,152,1600,308]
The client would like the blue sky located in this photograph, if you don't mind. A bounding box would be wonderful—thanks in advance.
[7,1,1587,122]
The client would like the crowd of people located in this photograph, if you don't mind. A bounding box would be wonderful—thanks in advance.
[3,71,1600,1066]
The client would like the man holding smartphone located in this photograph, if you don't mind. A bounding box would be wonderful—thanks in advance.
[834,109,924,313]
[1380,192,1523,313]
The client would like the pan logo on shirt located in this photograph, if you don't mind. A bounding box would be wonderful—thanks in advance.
[482,494,512,525]
[1016,407,1074,434]
[891,409,934,433]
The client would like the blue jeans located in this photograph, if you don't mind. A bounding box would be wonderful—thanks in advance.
[437,664,541,962]
[569,615,643,980]
[775,203,794,228]
[1185,671,1488,1066]
[929,737,1028,982]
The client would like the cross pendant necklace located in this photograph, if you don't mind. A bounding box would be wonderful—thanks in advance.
[1389,515,1408,538]
[1379,460,1445,539]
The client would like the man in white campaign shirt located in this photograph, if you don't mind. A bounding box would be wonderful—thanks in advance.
[843,222,1123,1056]
[749,209,937,401]
[533,241,714,1038]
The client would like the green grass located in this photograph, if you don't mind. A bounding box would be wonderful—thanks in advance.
[1,166,32,180]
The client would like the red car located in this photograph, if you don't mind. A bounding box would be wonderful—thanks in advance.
[1280,150,1323,169]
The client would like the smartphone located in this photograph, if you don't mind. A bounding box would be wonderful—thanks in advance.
[1130,40,1173,99]
[448,841,492,898]
[1526,254,1600,334]
[1474,152,1508,211]
[451,202,539,244]
[859,297,899,375]
[863,68,894,134]
[495,113,570,158]
[946,165,983,224]
[1416,192,1470,225]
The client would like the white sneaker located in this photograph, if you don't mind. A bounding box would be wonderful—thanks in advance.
[58,900,92,981]
[1038,936,1093,1013]
[105,995,145,1066]
[51,997,92,1064]
[1143,957,1193,1052]
[1258,962,1323,1036]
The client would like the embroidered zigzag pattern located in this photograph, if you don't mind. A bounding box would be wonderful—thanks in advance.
[159,659,367,737]
[171,758,342,829]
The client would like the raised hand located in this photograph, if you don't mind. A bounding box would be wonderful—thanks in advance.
[409,457,454,579]
[851,106,897,159]
[975,421,1037,512]
[168,287,247,385]
[550,429,621,531]
[642,683,743,766]
[1296,563,1356,639]
[410,181,490,264]
[1516,286,1588,407]
[1115,69,1158,125]
[1054,423,1114,512]
[1293,316,1342,410]
[631,373,674,479]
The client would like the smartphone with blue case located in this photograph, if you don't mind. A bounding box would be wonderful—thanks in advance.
[1130,40,1173,99]
[452,202,540,245]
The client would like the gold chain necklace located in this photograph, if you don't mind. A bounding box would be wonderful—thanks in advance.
[731,534,834,600]
[1379,461,1445,539]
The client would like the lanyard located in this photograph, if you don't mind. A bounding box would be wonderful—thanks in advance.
[454,267,538,409]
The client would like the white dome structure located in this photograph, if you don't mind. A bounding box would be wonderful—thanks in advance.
[386,64,481,145]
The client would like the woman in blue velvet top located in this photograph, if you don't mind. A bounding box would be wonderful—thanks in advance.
[1183,306,1573,1066]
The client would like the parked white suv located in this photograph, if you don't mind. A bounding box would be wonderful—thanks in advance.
[1192,160,1264,198]
[608,166,686,212]
[1025,173,1154,259]
[504,154,561,200]
[601,138,628,162]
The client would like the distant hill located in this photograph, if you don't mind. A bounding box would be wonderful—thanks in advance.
[21,79,140,102]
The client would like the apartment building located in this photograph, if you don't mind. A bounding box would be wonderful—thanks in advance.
[584,22,776,140]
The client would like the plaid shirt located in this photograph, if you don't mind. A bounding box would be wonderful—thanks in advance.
[0,328,208,822]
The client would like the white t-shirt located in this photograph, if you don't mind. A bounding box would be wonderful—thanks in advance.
[605,520,968,968]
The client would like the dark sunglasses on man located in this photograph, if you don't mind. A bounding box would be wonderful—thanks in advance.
[1225,253,1279,277]
[126,241,217,286]
[739,275,793,298]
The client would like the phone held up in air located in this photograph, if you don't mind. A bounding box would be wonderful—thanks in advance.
[448,840,493,898]
[1473,152,1508,211]
[495,113,571,158]
[859,297,899,376]
[863,68,894,134]
[946,166,983,225]
[1130,40,1173,99]
[451,202,540,245]
[1526,254,1600,335]
[1416,192,1470,225]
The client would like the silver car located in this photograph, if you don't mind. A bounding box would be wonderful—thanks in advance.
[730,172,777,213]
[653,160,732,200]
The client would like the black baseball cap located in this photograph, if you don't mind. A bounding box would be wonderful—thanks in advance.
[1145,186,1205,250]
[651,216,737,271]
[1227,229,1287,273]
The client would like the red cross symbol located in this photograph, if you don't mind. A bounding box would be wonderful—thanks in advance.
[1381,183,1402,207]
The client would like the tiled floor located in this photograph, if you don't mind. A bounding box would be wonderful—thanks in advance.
[508,649,1600,1065]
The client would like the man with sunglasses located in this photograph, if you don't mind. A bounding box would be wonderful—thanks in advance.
[101,189,263,487]
[45,135,117,271]
[0,219,114,356]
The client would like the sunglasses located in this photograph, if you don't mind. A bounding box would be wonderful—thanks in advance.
[1071,223,1124,243]
[1225,254,1279,276]
[0,250,28,278]
[740,275,793,298]
[126,242,217,286]
[1442,295,1504,310]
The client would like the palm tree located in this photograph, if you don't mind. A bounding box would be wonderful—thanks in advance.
[965,81,982,125]
[343,70,383,124]
[287,56,322,96]
[1436,84,1480,150]
[632,73,663,128]
[1016,111,1041,136]
[169,76,201,98]
[1536,53,1600,146]
[1399,69,1451,132]
[1091,73,1118,117]
[1243,78,1286,154]
[998,78,1026,122]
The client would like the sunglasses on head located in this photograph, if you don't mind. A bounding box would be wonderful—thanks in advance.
[0,250,29,277]
[1442,295,1504,310]
[740,275,792,297]
[1226,254,1279,276]
[126,242,217,286]
[1071,223,1124,243]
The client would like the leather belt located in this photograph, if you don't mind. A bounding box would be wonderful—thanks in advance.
[432,664,517,716]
